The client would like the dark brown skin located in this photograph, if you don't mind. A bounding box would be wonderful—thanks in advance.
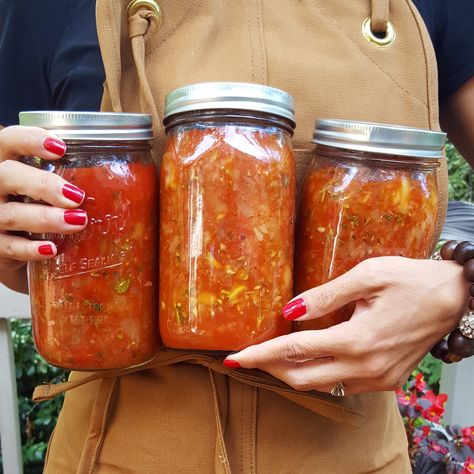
[440,76,474,168]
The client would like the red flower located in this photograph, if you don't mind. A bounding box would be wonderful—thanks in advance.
[430,440,449,455]
[396,389,409,405]
[421,390,447,423]
[460,456,474,474]
[413,425,431,445]
[462,427,474,439]
[461,427,474,451]
[414,373,426,392]
[396,390,422,413]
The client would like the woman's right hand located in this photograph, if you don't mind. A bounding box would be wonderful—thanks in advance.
[0,125,88,292]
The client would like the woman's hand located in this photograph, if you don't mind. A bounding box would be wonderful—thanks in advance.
[224,257,470,395]
[0,126,87,292]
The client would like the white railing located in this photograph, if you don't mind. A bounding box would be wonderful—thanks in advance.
[440,357,474,425]
[0,284,473,474]
[0,285,30,474]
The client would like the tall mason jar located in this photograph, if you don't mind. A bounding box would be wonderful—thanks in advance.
[19,112,159,370]
[294,119,446,330]
[160,82,296,351]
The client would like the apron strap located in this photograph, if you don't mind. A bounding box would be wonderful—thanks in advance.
[34,350,365,427]
[371,0,390,34]
[209,369,232,474]
[76,377,120,474]
[128,8,162,140]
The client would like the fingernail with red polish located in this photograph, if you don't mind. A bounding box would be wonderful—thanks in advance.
[62,184,85,204]
[64,209,87,226]
[282,298,307,321]
[223,359,241,369]
[43,137,66,156]
[38,244,54,256]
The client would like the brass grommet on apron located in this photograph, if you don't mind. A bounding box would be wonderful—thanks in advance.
[127,0,162,26]
[362,17,396,47]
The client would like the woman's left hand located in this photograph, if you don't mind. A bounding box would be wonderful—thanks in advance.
[224,257,470,395]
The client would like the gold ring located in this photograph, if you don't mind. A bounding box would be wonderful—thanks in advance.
[330,381,345,397]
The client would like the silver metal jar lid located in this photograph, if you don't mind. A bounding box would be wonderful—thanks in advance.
[163,82,295,125]
[313,119,446,159]
[19,111,153,141]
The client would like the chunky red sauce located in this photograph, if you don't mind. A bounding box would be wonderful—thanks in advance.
[294,160,439,330]
[29,160,159,369]
[160,124,295,351]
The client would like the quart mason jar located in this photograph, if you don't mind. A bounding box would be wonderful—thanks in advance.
[19,112,159,370]
[295,119,446,330]
[160,82,296,351]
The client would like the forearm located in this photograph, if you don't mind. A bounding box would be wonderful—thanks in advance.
[0,265,29,294]
[0,265,28,294]
[440,76,474,169]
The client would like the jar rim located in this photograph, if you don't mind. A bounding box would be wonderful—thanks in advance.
[19,111,153,141]
[313,119,446,159]
[163,82,295,126]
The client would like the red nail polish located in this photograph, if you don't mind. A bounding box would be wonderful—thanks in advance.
[38,244,54,256]
[223,359,241,369]
[62,184,85,204]
[64,210,87,226]
[44,137,66,156]
[282,298,307,321]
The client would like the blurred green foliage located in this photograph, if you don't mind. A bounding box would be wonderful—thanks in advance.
[9,320,67,474]
[446,142,474,202]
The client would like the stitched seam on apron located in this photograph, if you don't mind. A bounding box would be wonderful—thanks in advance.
[255,0,266,84]
[240,384,245,473]
[247,2,256,82]
[209,369,232,474]
[250,387,256,474]
[312,0,427,108]
[110,2,121,91]
[403,0,435,128]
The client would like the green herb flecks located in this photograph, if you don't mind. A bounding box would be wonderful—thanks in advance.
[175,303,185,325]
[83,299,103,312]
[114,275,132,294]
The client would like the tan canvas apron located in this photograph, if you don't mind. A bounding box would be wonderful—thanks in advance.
[35,1,448,472]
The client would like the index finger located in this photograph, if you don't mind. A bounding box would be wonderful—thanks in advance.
[0,126,85,207]
[0,125,66,162]
[224,324,352,369]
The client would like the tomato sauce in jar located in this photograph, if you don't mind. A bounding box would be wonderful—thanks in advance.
[20,112,159,370]
[294,119,446,330]
[160,83,296,351]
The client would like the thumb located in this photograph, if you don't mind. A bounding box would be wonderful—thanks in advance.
[283,259,382,322]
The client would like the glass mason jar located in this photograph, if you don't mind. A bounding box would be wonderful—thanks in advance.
[294,119,446,330]
[19,112,159,370]
[160,82,296,351]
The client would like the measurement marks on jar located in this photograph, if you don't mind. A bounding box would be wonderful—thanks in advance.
[52,254,126,280]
